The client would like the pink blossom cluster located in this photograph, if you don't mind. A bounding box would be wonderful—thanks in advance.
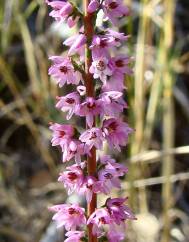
[46,0,135,241]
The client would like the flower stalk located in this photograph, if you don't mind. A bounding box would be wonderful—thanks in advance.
[46,0,136,241]
[84,1,97,241]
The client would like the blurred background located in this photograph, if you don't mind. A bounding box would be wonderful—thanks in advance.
[0,0,189,241]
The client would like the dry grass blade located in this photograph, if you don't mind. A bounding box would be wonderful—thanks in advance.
[161,0,175,241]
[16,13,40,97]
[174,86,189,121]
[130,0,151,213]
[0,57,56,173]
[124,171,189,188]
[142,49,163,149]
[0,99,25,125]
[35,43,50,104]
[1,0,14,52]
[128,146,189,164]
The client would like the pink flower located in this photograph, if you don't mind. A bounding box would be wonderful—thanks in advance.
[87,0,100,13]
[76,97,103,128]
[97,168,121,194]
[64,32,86,58]
[49,123,74,147]
[106,197,136,224]
[109,55,133,75]
[102,76,125,92]
[90,31,129,58]
[62,139,85,164]
[76,85,86,96]
[99,91,127,117]
[56,92,80,120]
[67,15,80,28]
[48,56,82,87]
[102,56,133,92]
[90,35,114,58]
[58,163,85,194]
[65,231,85,242]
[107,223,126,242]
[99,155,116,164]
[103,0,129,24]
[89,56,112,84]
[105,161,128,177]
[87,208,112,237]
[49,204,86,230]
[47,1,73,24]
[105,29,130,47]
[99,155,128,177]
[102,118,133,150]
[79,128,104,150]
[79,176,98,203]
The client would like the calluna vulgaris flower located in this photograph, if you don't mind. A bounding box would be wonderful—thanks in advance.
[46,0,135,241]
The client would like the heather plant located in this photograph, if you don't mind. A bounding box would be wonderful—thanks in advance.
[46,0,136,241]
